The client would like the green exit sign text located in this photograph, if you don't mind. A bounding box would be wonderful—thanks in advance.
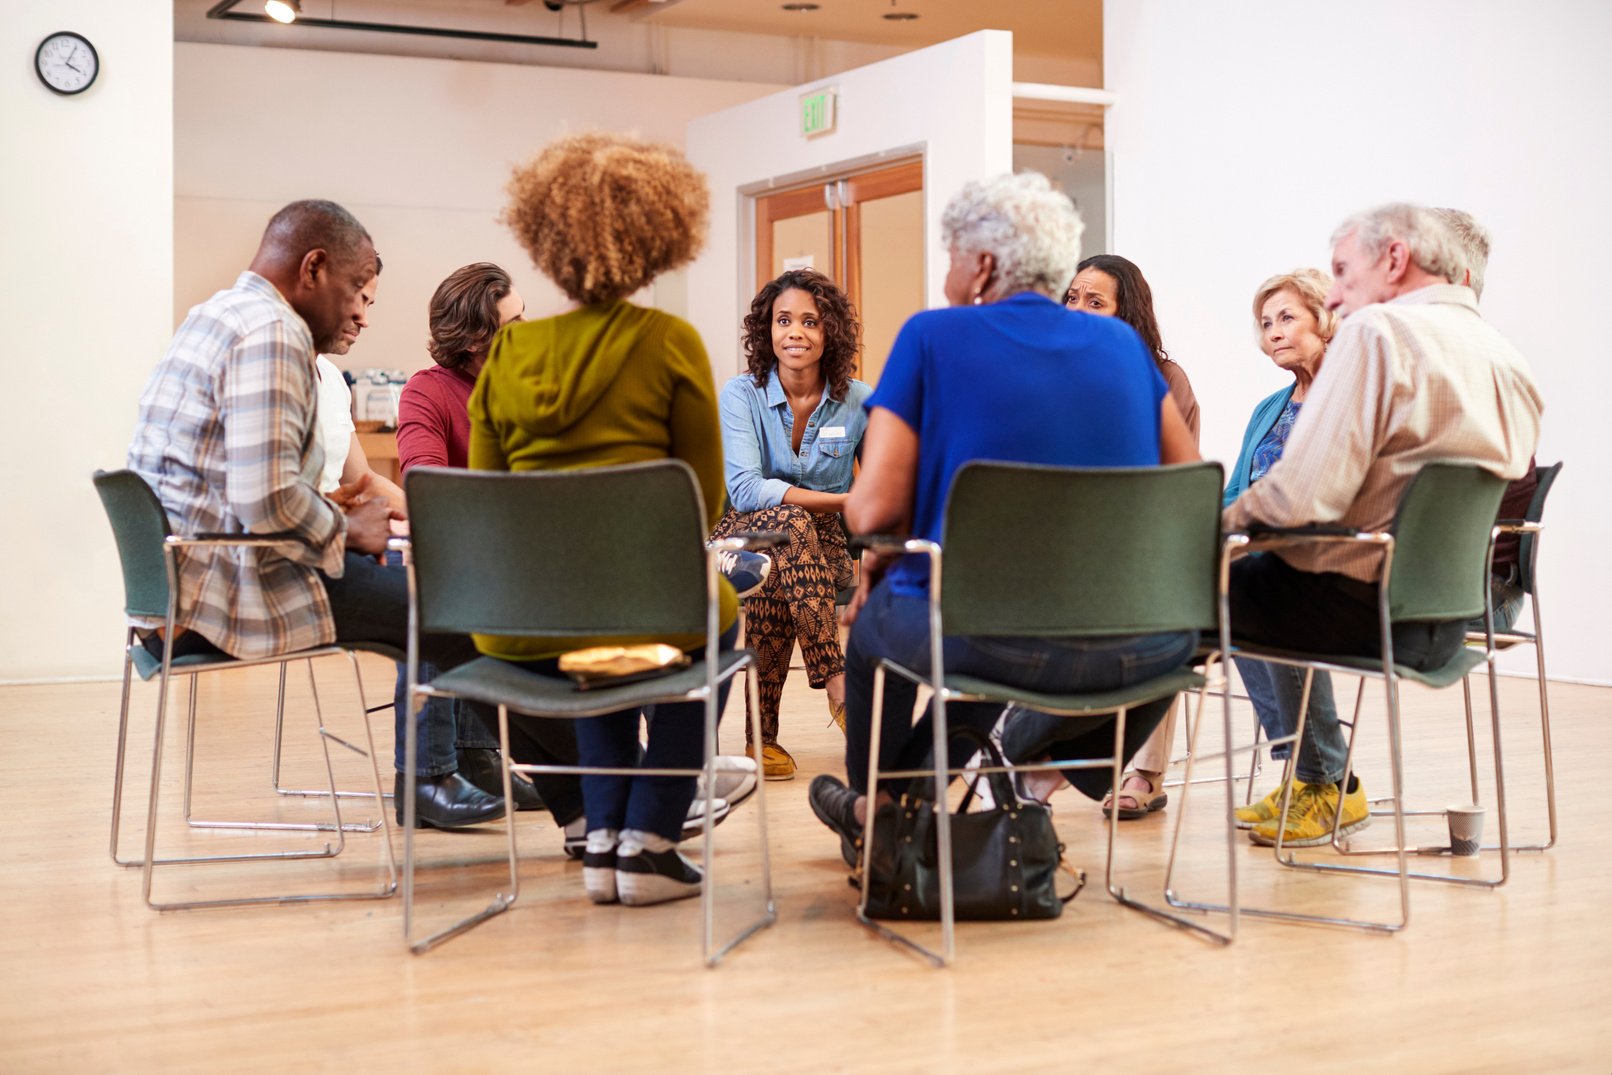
[800,89,837,138]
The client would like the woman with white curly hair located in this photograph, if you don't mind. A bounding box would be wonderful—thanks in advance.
[808,171,1201,862]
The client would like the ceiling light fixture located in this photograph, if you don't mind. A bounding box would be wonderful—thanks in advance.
[263,0,301,23]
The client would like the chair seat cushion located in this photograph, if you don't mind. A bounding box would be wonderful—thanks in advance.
[1233,643,1487,689]
[432,649,751,717]
[128,639,405,682]
[934,666,1206,716]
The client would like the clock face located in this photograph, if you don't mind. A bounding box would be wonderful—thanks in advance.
[35,32,98,96]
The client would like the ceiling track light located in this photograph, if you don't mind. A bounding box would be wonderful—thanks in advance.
[264,0,301,23]
[205,0,599,49]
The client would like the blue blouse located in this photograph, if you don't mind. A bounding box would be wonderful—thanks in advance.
[868,292,1166,595]
[719,369,872,512]
[1249,399,1303,485]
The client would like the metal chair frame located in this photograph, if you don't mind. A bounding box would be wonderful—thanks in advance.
[851,463,1239,966]
[102,505,398,910]
[1164,463,1514,932]
[398,464,777,965]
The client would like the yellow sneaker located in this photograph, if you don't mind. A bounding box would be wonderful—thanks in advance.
[1234,780,1301,830]
[748,740,797,781]
[1250,780,1370,847]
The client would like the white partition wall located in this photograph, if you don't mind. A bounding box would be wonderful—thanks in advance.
[175,43,780,380]
[685,30,1016,379]
[1105,0,1612,684]
[1,1,173,681]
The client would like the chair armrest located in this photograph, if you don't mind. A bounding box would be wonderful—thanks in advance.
[1230,525,1392,553]
[709,530,788,553]
[848,534,936,556]
[167,532,306,550]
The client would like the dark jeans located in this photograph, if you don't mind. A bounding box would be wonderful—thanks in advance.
[842,580,1195,800]
[1228,553,1466,785]
[503,623,738,843]
[377,550,497,773]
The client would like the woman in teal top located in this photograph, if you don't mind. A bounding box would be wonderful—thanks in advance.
[1223,268,1345,822]
[711,268,871,780]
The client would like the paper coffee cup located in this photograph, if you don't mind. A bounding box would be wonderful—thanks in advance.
[1446,804,1484,856]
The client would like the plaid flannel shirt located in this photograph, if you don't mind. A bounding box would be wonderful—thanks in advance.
[127,271,348,659]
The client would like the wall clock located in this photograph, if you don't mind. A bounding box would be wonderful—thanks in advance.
[35,31,99,96]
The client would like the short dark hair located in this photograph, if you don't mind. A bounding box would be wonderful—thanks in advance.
[1071,254,1169,366]
[740,268,861,402]
[260,199,372,269]
[427,262,513,371]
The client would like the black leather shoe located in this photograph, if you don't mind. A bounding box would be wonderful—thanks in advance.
[809,774,864,869]
[395,772,506,830]
[458,747,545,811]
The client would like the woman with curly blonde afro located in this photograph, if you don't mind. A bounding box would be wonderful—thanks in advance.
[467,131,745,907]
[710,268,870,779]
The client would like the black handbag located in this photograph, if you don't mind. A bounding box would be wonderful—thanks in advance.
[861,726,1081,922]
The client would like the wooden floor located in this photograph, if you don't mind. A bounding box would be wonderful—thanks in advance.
[2,656,1609,1072]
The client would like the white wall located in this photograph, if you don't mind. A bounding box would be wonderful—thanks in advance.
[175,43,782,381]
[0,2,173,682]
[1106,0,1612,684]
[685,31,1016,378]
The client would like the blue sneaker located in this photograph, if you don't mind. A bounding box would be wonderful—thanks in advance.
[717,549,772,597]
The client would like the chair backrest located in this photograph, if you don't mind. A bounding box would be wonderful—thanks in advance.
[1386,462,1510,622]
[938,461,1223,638]
[93,469,174,620]
[405,461,710,639]
[1518,461,1563,595]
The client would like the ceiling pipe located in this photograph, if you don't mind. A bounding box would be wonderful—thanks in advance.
[204,0,599,50]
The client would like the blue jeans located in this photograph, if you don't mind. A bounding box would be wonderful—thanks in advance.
[505,623,738,843]
[842,580,1195,799]
[390,660,497,775]
[1233,656,1341,779]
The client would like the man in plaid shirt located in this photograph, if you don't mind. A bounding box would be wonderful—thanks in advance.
[127,200,582,830]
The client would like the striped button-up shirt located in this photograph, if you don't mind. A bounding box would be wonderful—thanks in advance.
[127,271,347,658]
[1223,284,1543,582]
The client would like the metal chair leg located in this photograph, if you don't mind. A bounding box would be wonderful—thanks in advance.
[274,658,395,808]
[181,661,380,835]
[703,659,778,967]
[139,649,395,909]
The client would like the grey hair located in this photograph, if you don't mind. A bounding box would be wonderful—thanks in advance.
[260,199,373,269]
[1330,202,1465,287]
[940,171,1085,299]
[1430,207,1490,301]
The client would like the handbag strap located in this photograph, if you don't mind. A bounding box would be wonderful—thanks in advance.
[950,725,1019,814]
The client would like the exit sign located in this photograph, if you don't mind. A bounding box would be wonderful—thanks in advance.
[800,88,837,138]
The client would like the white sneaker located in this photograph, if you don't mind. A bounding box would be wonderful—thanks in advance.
[696,754,758,808]
[681,795,730,839]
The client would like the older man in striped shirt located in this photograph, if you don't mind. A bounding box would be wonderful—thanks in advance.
[1223,202,1544,848]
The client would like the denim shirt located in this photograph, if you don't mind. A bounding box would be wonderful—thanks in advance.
[719,369,872,512]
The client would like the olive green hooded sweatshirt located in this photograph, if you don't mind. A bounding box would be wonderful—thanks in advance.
[467,300,736,659]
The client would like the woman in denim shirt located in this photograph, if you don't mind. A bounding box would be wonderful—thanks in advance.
[711,269,871,779]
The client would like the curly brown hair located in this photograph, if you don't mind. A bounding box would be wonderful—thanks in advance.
[426,262,512,371]
[740,268,861,402]
[502,132,709,305]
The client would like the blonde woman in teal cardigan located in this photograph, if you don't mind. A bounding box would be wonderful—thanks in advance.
[1224,269,1341,820]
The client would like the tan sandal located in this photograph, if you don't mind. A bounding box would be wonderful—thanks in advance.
[1102,771,1167,820]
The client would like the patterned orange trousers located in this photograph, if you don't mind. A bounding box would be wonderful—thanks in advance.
[710,504,853,744]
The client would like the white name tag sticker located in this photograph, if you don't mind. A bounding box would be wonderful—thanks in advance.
[821,426,846,439]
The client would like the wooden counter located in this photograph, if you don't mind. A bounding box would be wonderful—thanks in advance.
[356,430,400,487]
